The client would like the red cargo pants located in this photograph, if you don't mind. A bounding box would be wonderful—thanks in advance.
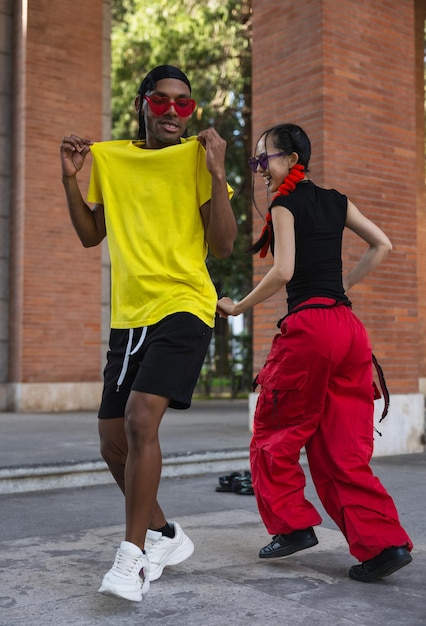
[250,298,412,561]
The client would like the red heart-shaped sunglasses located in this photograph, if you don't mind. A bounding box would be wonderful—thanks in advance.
[144,94,197,118]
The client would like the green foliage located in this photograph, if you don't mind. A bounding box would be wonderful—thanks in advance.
[111,0,253,301]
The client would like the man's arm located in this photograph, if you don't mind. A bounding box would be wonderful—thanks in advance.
[60,134,106,247]
[197,128,237,258]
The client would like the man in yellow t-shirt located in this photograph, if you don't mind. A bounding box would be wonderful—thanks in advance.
[60,65,236,602]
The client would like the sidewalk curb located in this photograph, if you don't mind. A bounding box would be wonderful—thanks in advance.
[0,449,250,495]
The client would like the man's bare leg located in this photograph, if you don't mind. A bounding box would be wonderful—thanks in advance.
[98,413,167,531]
[123,391,170,548]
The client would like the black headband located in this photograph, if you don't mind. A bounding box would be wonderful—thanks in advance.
[138,65,192,96]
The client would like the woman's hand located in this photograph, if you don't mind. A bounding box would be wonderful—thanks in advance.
[217,297,239,318]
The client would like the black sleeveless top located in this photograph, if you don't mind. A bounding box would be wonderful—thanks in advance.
[270,181,350,312]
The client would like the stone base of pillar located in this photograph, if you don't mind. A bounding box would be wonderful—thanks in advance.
[0,382,103,412]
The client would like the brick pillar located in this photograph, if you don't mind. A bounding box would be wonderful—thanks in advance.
[415,0,426,392]
[7,0,106,410]
[251,0,424,454]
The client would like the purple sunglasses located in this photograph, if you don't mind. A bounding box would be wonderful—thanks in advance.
[248,151,288,173]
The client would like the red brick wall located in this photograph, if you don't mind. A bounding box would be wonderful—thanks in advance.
[9,0,104,383]
[415,0,426,383]
[252,0,423,394]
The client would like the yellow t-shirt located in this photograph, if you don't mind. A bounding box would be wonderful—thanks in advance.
[87,137,231,329]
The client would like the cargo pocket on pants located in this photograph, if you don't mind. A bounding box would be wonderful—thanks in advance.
[254,367,309,430]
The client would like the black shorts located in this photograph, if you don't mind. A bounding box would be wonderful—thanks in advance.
[98,312,213,419]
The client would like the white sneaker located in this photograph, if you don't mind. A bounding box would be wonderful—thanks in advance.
[145,522,194,581]
[98,541,150,601]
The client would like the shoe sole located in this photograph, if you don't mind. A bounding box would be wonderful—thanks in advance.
[349,552,413,582]
[98,572,150,601]
[98,585,141,602]
[149,535,194,581]
[259,536,319,559]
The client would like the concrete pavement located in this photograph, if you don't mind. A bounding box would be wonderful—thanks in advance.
[0,399,424,625]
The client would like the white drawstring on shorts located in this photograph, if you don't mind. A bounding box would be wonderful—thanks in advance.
[116,327,147,391]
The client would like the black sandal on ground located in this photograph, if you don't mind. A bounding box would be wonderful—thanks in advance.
[215,471,253,494]
[231,474,254,495]
[215,471,244,492]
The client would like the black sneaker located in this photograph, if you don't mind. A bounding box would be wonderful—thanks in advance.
[349,546,412,583]
[259,527,318,559]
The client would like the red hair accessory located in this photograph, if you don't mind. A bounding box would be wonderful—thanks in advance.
[257,164,305,258]
[274,163,305,198]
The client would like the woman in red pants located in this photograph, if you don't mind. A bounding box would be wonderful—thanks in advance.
[217,123,413,582]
